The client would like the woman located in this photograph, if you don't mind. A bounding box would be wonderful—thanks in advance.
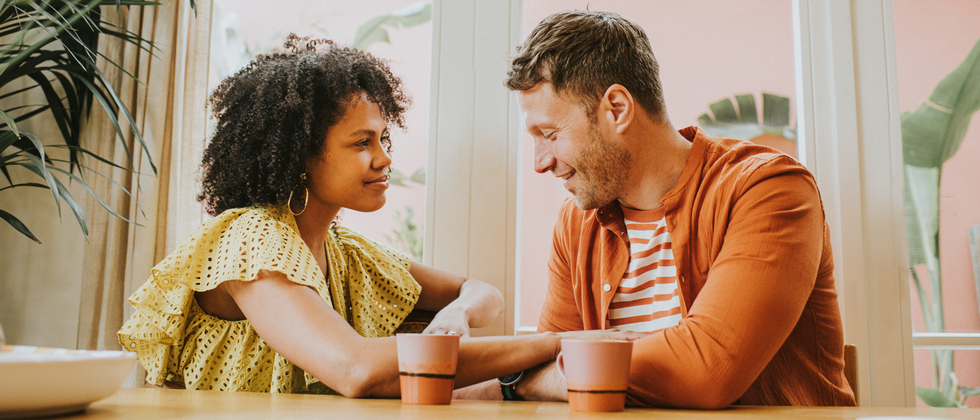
[118,35,629,397]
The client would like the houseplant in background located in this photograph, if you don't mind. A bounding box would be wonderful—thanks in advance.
[0,0,181,243]
[902,36,980,408]
[696,92,797,158]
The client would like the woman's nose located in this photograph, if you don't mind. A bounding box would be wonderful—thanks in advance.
[375,144,392,168]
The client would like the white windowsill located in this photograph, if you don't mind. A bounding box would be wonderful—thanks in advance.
[912,333,980,350]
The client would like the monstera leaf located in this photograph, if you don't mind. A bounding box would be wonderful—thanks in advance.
[698,92,796,141]
[352,2,431,51]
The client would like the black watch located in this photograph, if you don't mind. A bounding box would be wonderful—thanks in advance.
[498,371,524,401]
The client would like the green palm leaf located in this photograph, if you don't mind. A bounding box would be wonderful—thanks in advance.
[902,38,980,168]
[0,0,183,243]
[0,209,40,243]
[901,37,980,400]
[902,38,980,271]
[917,386,962,408]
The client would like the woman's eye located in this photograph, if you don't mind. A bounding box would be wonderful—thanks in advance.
[356,139,370,148]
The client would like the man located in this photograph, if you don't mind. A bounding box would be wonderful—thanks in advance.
[458,10,855,408]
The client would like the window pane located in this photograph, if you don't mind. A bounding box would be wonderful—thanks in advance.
[209,1,432,261]
[517,0,796,329]
[893,0,980,406]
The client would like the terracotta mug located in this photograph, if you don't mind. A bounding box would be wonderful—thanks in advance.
[556,339,633,412]
[396,333,460,404]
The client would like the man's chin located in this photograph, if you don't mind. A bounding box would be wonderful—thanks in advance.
[572,193,612,211]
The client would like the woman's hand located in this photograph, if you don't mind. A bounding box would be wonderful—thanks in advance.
[423,305,471,336]
[410,263,504,334]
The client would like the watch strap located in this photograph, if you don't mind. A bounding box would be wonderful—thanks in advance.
[498,371,524,401]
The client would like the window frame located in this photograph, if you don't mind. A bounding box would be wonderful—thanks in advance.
[793,0,914,406]
[424,0,523,336]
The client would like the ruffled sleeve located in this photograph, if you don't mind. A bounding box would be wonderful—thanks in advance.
[326,226,421,338]
[118,206,326,385]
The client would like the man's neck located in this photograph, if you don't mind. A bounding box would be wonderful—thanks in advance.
[617,120,692,211]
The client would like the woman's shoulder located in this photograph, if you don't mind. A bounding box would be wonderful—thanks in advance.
[331,225,411,264]
[154,205,318,292]
[185,205,301,249]
[206,205,296,233]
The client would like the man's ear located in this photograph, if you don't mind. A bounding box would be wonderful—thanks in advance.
[600,84,634,134]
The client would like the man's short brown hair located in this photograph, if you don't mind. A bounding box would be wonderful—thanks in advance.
[506,10,666,121]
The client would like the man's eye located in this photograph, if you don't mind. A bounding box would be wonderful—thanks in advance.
[543,131,556,141]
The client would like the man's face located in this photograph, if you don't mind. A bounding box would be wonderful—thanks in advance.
[518,82,632,210]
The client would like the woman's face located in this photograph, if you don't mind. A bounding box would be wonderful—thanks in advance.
[305,92,392,215]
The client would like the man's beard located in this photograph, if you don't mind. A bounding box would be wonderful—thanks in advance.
[570,124,632,210]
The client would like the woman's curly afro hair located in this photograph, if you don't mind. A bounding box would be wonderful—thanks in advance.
[198,34,410,216]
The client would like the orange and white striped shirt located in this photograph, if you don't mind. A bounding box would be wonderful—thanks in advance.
[607,206,683,332]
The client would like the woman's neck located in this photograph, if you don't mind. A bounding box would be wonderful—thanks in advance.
[293,202,339,259]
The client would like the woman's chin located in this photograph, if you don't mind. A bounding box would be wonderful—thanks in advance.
[347,199,386,213]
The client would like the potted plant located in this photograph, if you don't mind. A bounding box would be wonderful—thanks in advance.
[0,0,187,243]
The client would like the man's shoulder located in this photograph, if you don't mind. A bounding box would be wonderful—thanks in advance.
[703,134,799,169]
[696,132,813,188]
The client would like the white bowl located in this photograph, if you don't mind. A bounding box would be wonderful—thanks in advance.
[0,345,136,419]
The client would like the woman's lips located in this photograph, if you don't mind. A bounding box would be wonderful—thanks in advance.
[365,175,389,189]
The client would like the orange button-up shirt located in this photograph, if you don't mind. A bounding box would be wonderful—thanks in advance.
[539,127,856,408]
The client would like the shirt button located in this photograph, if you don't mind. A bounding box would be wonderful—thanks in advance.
[603,284,611,292]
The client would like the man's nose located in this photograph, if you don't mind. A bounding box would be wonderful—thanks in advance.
[533,138,555,174]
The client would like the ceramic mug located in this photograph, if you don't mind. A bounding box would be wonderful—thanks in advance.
[396,333,460,405]
[556,339,633,412]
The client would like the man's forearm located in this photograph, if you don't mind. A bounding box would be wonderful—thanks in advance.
[453,362,567,401]
[515,362,567,401]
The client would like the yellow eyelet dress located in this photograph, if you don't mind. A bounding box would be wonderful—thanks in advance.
[117,205,420,393]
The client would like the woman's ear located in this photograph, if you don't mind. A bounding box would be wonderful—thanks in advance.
[600,84,634,134]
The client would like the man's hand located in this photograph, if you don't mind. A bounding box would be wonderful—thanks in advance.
[555,329,649,343]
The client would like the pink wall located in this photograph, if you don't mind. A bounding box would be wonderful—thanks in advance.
[893,0,980,406]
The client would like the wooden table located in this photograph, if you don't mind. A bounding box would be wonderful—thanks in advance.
[43,388,979,419]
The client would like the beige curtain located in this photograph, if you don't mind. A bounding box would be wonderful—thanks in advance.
[76,1,212,352]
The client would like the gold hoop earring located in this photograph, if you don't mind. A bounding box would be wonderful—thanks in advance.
[288,173,309,216]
